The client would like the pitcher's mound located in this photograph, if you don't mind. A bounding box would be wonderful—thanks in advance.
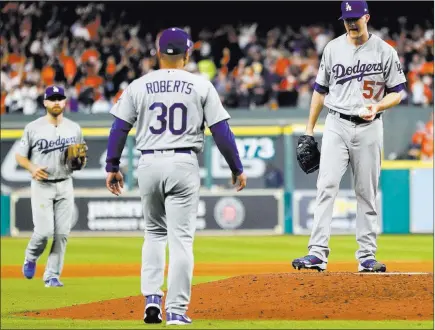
[22,272,433,321]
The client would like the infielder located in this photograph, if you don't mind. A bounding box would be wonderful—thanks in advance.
[293,1,407,272]
[105,28,247,325]
[16,86,87,287]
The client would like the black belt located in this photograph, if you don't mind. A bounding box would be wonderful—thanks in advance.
[329,109,381,124]
[141,148,193,155]
[42,178,67,183]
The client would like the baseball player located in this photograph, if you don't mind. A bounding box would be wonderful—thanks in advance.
[16,86,86,287]
[104,28,247,325]
[292,1,407,273]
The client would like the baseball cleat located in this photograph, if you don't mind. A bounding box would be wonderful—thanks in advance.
[292,255,327,272]
[22,260,36,279]
[166,312,192,325]
[44,278,64,287]
[358,259,386,272]
[144,295,162,324]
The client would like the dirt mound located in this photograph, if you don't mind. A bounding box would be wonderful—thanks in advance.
[22,272,433,321]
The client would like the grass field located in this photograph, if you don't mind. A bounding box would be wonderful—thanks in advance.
[1,235,433,329]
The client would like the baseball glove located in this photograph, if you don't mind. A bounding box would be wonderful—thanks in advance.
[65,143,88,171]
[296,135,320,174]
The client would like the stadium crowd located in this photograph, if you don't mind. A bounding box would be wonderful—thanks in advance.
[394,112,434,161]
[1,2,434,116]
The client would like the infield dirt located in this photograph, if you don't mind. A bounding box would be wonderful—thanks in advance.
[12,262,434,321]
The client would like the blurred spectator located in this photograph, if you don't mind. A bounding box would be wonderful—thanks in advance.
[0,2,433,115]
[420,113,434,161]
[398,114,434,161]
[197,58,217,80]
[411,74,427,106]
[77,86,95,113]
[91,93,111,113]
[20,80,39,115]
[213,71,231,103]
[4,85,23,113]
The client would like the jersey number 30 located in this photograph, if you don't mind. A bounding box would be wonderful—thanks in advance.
[149,102,187,135]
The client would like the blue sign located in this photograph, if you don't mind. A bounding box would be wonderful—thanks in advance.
[410,169,434,233]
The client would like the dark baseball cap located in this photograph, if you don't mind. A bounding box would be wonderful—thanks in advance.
[339,1,369,20]
[44,85,66,100]
[158,27,193,55]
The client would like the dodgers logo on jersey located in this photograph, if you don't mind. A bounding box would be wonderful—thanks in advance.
[35,136,77,154]
[333,60,383,85]
[395,61,403,74]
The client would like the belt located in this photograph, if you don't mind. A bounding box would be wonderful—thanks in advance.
[41,178,67,183]
[141,148,193,155]
[329,109,381,124]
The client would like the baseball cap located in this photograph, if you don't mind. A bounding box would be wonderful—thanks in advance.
[44,85,66,100]
[158,27,193,55]
[339,1,369,20]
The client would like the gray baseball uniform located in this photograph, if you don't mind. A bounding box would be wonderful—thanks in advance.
[18,116,84,282]
[308,33,407,263]
[110,69,230,315]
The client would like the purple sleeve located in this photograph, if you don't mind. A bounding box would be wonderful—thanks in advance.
[386,83,407,94]
[209,120,243,176]
[105,116,133,173]
[313,82,329,94]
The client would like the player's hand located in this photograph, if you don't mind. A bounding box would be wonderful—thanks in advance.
[360,104,381,121]
[31,166,49,181]
[232,172,247,192]
[106,172,124,196]
[305,129,314,137]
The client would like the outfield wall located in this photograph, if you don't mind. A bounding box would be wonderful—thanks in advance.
[2,105,432,158]
[1,166,432,237]
[1,122,433,236]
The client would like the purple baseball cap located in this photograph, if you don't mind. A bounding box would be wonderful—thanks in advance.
[158,27,193,55]
[339,1,369,20]
[44,85,66,100]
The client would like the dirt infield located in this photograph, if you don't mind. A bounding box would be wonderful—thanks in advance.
[22,273,433,321]
[2,261,433,278]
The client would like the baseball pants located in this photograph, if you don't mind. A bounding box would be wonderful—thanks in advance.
[308,111,383,263]
[137,150,200,315]
[25,178,74,281]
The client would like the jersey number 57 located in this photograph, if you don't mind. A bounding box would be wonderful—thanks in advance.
[362,80,385,101]
[149,102,187,135]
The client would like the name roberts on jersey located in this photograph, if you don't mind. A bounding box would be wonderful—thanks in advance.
[145,80,193,94]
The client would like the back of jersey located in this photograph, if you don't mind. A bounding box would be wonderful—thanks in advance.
[140,69,212,152]
[110,69,230,153]
[109,27,230,153]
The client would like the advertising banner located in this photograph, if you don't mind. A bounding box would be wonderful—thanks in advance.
[12,190,284,234]
[292,190,383,235]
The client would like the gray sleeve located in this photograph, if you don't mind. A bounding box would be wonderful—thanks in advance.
[17,125,31,158]
[203,81,231,127]
[384,48,407,88]
[109,85,137,125]
[315,44,331,87]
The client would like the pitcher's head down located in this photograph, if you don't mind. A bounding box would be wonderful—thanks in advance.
[339,1,370,40]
